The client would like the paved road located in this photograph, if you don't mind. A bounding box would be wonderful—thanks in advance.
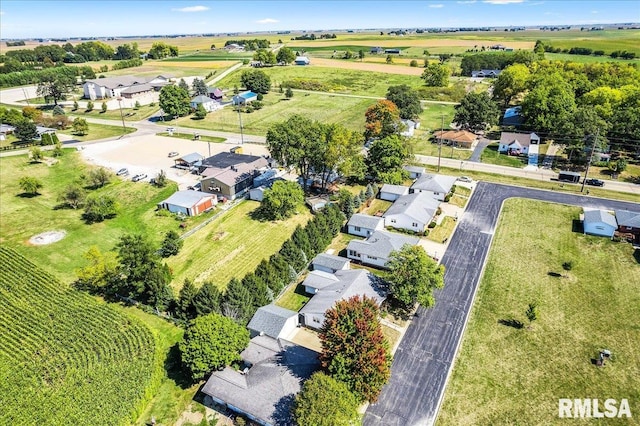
[363,182,640,426]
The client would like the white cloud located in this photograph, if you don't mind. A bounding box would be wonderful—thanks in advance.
[256,18,279,24]
[483,0,524,4]
[457,0,477,3]
[528,1,545,5]
[591,10,598,14]
[171,5,209,12]
[429,4,445,8]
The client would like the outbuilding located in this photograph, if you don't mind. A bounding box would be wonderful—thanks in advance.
[158,190,217,216]
[582,208,617,238]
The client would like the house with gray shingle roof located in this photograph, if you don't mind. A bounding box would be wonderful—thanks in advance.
[379,184,410,201]
[383,192,440,233]
[346,230,419,269]
[247,304,299,340]
[346,213,385,237]
[410,173,457,201]
[311,253,351,274]
[300,269,386,329]
[403,165,425,179]
[201,335,319,426]
[190,94,220,112]
[498,132,540,156]
[582,208,617,238]
[614,209,640,242]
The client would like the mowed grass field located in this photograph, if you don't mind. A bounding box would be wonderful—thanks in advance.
[167,200,312,290]
[169,91,374,135]
[438,199,640,425]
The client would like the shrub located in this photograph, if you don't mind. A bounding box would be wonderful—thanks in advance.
[134,100,140,110]
[256,93,264,101]
[444,194,452,202]
[410,59,418,67]
[86,101,94,111]
[101,102,107,113]
[428,221,437,229]
[562,261,573,271]
[73,101,79,111]
[52,105,65,116]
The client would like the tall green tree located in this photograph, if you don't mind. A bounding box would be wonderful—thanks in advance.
[87,167,112,188]
[74,246,118,294]
[18,176,43,195]
[276,46,295,64]
[14,120,38,142]
[492,63,530,107]
[58,184,86,209]
[222,278,254,324]
[364,100,401,140]
[148,42,178,59]
[367,135,410,184]
[386,85,423,120]
[320,295,391,403]
[180,313,250,380]
[193,281,222,316]
[176,279,199,320]
[191,78,208,96]
[83,195,118,223]
[521,74,576,135]
[253,48,277,65]
[37,73,75,105]
[240,69,271,94]
[159,230,183,257]
[159,85,191,118]
[258,180,304,220]
[453,91,500,132]
[421,64,450,87]
[294,372,359,426]
[72,117,89,135]
[386,245,445,310]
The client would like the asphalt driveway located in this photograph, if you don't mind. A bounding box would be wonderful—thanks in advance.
[363,182,639,426]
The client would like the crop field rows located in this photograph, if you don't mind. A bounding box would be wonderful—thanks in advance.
[0,246,159,426]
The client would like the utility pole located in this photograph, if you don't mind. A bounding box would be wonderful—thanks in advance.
[437,113,443,172]
[117,97,126,134]
[581,128,599,193]
[237,102,245,145]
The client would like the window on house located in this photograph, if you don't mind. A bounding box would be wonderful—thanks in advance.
[368,255,377,260]
[412,222,418,227]
[391,219,396,223]
[354,226,361,232]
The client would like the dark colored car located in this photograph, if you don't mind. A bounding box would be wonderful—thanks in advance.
[585,178,604,187]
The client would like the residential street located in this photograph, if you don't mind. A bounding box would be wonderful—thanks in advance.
[363,182,640,426]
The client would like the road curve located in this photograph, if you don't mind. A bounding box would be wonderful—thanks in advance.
[363,182,639,426]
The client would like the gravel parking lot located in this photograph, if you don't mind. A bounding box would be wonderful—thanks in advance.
[80,134,270,188]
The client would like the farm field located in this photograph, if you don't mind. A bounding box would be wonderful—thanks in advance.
[169,91,374,135]
[0,246,160,425]
[166,200,312,290]
[0,151,181,283]
[438,199,640,425]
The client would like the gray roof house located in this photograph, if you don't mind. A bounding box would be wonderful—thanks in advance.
[383,192,440,233]
[403,165,425,179]
[190,95,220,112]
[410,173,457,201]
[582,208,617,238]
[311,253,351,274]
[247,304,299,340]
[346,230,420,269]
[379,184,410,201]
[201,335,320,426]
[614,209,640,242]
[346,213,385,237]
[498,132,540,155]
[300,269,386,329]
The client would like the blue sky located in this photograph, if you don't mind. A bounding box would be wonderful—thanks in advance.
[0,1,638,39]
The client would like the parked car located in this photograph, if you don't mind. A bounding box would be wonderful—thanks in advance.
[168,151,179,158]
[116,168,129,176]
[457,176,473,183]
[132,173,147,182]
[584,178,604,187]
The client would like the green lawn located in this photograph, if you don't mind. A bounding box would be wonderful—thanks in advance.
[168,91,372,136]
[275,282,311,312]
[545,52,640,64]
[0,151,181,283]
[438,199,640,425]
[70,103,160,121]
[361,198,392,216]
[481,143,527,168]
[59,121,137,141]
[427,216,457,243]
[166,200,312,290]
[327,232,363,257]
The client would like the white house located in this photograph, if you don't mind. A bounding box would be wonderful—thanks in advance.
[403,165,425,179]
[346,213,385,237]
[410,174,457,201]
[582,209,617,238]
[247,304,299,339]
[346,230,420,269]
[383,192,440,233]
[190,95,220,112]
[311,253,351,274]
[379,184,410,201]
[498,132,540,156]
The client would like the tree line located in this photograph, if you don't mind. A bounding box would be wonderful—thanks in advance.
[224,39,270,50]
[460,50,537,76]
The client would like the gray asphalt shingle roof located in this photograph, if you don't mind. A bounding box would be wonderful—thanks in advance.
[583,209,617,228]
[615,209,640,228]
[346,230,419,260]
[403,165,425,174]
[312,253,350,272]
[384,192,440,223]
[411,173,457,194]
[191,94,215,104]
[347,213,384,230]
[247,304,298,339]
[380,184,410,195]
[160,190,214,208]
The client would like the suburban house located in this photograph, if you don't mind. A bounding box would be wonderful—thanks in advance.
[346,213,385,237]
[379,184,410,201]
[582,208,617,238]
[614,209,640,242]
[173,152,205,170]
[201,335,319,426]
[346,230,420,269]
[299,269,386,329]
[247,304,299,340]
[82,74,171,100]
[199,152,270,200]
[311,253,351,274]
[383,192,440,233]
[190,95,220,112]
[370,47,384,54]
[433,130,478,150]
[294,56,310,65]
[385,48,401,54]
[400,119,419,137]
[498,132,540,156]
[502,106,524,126]
[157,190,217,216]
[208,87,224,100]
[403,165,425,179]
[471,69,502,78]
[410,173,457,201]
[232,91,258,105]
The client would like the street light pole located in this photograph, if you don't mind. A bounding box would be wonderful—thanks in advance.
[117,97,126,134]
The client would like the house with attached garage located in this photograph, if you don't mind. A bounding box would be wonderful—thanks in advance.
[157,190,217,216]
[299,269,386,329]
[614,209,640,243]
[247,304,299,340]
[383,192,440,234]
[190,95,221,112]
[410,173,457,201]
[379,184,410,201]
[433,130,478,150]
[498,132,540,156]
[346,230,419,269]
[311,253,351,274]
[582,208,617,238]
[346,213,385,237]
[199,152,270,200]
